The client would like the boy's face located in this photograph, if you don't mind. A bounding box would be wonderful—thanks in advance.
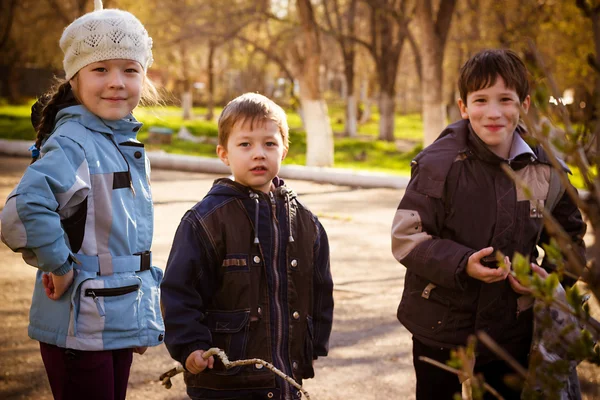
[457,76,530,158]
[217,119,288,194]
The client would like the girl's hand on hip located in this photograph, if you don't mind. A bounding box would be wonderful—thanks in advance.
[43,269,74,300]
[466,247,510,283]
[186,350,215,374]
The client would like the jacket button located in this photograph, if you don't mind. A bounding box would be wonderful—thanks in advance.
[290,259,298,268]
[292,361,298,370]
[158,334,164,341]
[134,151,142,159]
[253,256,261,263]
[257,307,262,316]
[255,363,264,369]
[267,392,274,398]
[292,311,300,320]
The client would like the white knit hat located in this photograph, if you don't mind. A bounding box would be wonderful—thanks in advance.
[60,0,153,81]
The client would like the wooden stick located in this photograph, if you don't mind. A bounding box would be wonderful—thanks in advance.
[158,348,311,399]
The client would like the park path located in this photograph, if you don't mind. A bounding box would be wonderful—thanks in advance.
[2,155,599,400]
[0,156,415,400]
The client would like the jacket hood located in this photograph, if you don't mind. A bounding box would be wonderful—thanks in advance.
[208,177,295,200]
[207,177,298,245]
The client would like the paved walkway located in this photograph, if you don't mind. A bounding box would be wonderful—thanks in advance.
[0,156,414,400]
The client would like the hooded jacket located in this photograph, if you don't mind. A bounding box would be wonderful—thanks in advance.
[1,105,164,351]
[391,119,586,358]
[161,178,334,400]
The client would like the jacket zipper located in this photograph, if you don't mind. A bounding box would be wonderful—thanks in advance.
[269,191,291,399]
[85,284,139,317]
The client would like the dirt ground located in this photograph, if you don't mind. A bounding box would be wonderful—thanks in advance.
[0,155,598,400]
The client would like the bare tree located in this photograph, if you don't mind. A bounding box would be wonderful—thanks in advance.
[321,0,359,137]
[358,0,413,141]
[414,0,457,146]
[294,0,334,166]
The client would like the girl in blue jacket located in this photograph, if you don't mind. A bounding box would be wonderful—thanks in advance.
[0,1,164,399]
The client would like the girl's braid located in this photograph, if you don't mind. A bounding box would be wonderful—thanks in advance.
[31,81,74,164]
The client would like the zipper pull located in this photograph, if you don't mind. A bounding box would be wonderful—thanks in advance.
[89,291,106,317]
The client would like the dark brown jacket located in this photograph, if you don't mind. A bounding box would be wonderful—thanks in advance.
[391,119,586,358]
[161,178,333,399]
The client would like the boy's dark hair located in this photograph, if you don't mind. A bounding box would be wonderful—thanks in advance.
[218,92,289,148]
[458,49,530,103]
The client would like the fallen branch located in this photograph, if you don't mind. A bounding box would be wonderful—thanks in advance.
[158,347,311,399]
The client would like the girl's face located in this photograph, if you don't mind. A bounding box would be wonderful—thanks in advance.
[70,59,143,121]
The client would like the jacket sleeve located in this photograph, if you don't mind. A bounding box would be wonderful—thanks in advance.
[312,217,333,358]
[0,133,90,275]
[538,185,587,287]
[161,212,216,368]
[391,164,475,290]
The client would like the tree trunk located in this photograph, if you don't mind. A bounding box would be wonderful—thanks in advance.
[421,58,447,146]
[206,42,216,121]
[344,58,357,137]
[300,95,335,167]
[379,91,395,142]
[296,0,334,167]
[416,0,457,146]
[346,94,358,137]
[180,42,192,120]
[182,91,193,120]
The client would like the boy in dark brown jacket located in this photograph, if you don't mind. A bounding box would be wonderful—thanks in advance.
[391,49,586,399]
[161,93,334,400]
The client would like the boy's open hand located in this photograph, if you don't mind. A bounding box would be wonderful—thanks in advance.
[466,247,510,283]
[186,350,215,374]
[508,264,549,295]
[42,269,74,300]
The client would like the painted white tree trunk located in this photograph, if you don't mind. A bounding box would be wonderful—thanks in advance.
[346,95,358,137]
[182,92,193,121]
[422,96,446,147]
[301,98,334,167]
[360,98,372,124]
[379,92,395,141]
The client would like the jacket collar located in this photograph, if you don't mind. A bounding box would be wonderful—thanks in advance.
[467,123,536,169]
[55,105,143,138]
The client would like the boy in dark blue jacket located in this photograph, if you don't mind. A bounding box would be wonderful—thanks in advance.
[161,93,334,400]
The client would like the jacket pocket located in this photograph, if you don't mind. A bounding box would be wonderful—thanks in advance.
[399,285,450,335]
[302,315,315,379]
[137,266,165,345]
[205,309,250,375]
[72,272,142,341]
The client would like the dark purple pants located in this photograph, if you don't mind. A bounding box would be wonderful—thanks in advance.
[40,342,133,400]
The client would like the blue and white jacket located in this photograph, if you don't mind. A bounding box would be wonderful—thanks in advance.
[0,105,165,351]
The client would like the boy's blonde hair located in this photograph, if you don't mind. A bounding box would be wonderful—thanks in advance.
[218,93,289,148]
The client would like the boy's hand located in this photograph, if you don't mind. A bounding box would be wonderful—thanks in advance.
[466,247,509,283]
[508,264,549,295]
[133,346,148,355]
[43,269,74,300]
[185,350,215,374]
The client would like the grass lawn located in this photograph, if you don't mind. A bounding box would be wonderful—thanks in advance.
[0,102,422,176]
[0,102,587,186]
